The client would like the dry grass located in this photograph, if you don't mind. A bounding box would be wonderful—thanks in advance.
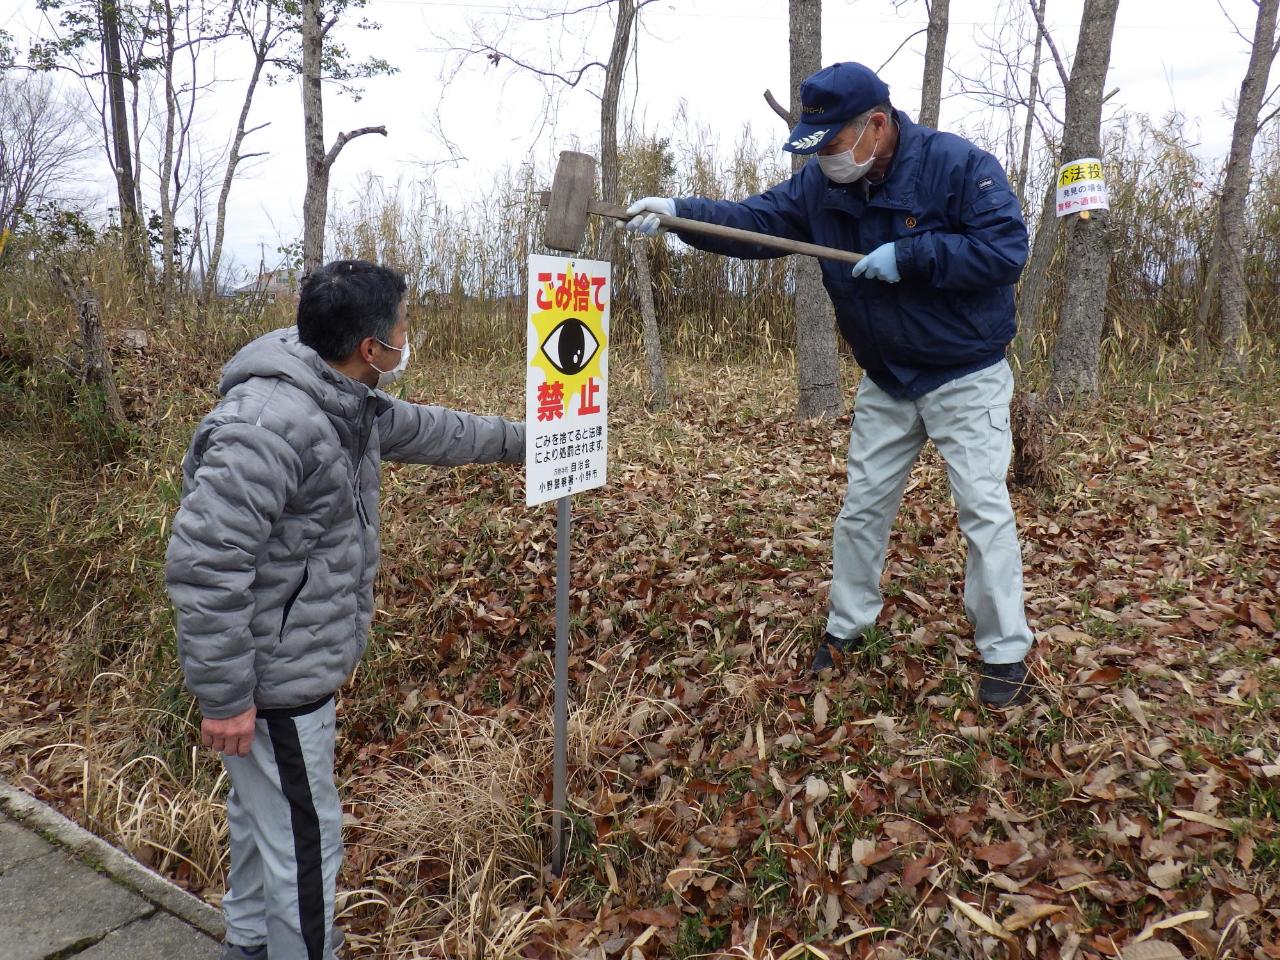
[1,126,1279,953]
[1,325,1277,956]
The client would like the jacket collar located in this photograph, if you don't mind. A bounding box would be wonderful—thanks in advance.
[220,326,392,427]
[284,335,391,423]
[821,109,921,215]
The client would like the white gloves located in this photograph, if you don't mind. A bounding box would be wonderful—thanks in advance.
[624,197,676,236]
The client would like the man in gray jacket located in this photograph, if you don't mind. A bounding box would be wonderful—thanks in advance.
[166,260,524,960]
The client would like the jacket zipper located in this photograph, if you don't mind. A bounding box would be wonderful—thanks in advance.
[281,564,309,635]
[352,398,376,528]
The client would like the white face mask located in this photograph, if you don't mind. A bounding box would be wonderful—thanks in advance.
[818,118,879,184]
[371,337,411,388]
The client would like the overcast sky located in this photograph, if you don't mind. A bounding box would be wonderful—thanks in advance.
[2,0,1267,279]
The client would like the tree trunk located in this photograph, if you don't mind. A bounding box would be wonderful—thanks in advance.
[631,240,668,405]
[122,16,147,237]
[918,0,949,128]
[1194,215,1222,367]
[598,0,668,406]
[597,0,631,249]
[1215,0,1278,375]
[1015,177,1057,367]
[1015,0,1047,205]
[55,267,127,431]
[99,0,143,268]
[1048,0,1119,404]
[158,0,178,325]
[300,0,386,276]
[788,0,842,419]
[301,0,327,275]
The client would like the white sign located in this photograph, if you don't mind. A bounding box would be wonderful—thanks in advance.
[525,254,610,507]
[1056,157,1110,217]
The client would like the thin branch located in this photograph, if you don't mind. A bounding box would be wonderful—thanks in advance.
[323,125,387,170]
[514,0,615,22]
[877,27,928,73]
[464,41,607,90]
[1028,0,1070,88]
[763,88,793,126]
[1215,0,1253,45]
[1259,79,1280,113]
[504,0,661,24]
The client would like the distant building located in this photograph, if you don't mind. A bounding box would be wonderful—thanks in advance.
[231,269,298,302]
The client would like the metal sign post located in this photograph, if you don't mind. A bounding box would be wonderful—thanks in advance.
[524,254,610,878]
[551,494,570,875]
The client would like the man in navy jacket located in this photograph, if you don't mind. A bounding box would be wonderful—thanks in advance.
[626,62,1035,707]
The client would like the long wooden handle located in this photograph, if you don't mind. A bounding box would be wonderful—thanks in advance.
[591,200,865,265]
[537,191,864,265]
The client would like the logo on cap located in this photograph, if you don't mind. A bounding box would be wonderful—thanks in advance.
[789,130,829,151]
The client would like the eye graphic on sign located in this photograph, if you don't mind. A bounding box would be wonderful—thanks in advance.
[541,317,599,375]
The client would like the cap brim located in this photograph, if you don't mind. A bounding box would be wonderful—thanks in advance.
[783,119,842,154]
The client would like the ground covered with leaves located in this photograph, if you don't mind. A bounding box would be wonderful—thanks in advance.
[0,338,1277,959]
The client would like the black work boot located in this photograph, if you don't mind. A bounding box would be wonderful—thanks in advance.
[979,660,1033,707]
[809,632,864,675]
[219,944,267,960]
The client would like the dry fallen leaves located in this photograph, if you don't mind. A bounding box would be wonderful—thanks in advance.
[2,357,1279,958]
[1121,941,1186,960]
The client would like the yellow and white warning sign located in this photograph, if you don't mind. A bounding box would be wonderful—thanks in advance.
[1056,157,1109,217]
[525,254,609,507]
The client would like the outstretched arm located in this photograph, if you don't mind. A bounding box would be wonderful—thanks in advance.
[377,397,525,465]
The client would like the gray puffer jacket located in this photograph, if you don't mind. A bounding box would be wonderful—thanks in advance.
[166,326,524,719]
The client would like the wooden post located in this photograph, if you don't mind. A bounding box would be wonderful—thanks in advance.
[58,268,126,429]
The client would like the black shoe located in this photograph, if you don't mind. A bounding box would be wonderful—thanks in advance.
[809,632,864,675]
[979,660,1033,707]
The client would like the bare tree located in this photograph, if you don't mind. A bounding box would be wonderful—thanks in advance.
[918,0,949,127]
[947,0,1063,366]
[300,0,389,274]
[1048,0,1120,403]
[28,0,163,270]
[1014,0,1075,369]
[0,73,89,254]
[204,0,284,297]
[153,0,234,319]
[1200,0,1280,375]
[765,0,842,419]
[1015,0,1048,205]
[599,0,667,406]
[102,0,145,266]
[449,0,670,404]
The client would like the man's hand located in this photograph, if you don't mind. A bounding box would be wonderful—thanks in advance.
[851,241,901,283]
[624,197,676,236]
[201,705,257,757]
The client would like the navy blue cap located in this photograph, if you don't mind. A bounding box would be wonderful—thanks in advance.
[783,62,891,154]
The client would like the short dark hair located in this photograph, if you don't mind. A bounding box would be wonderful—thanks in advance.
[297,259,407,361]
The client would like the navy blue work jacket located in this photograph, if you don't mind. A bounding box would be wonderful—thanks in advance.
[674,111,1029,400]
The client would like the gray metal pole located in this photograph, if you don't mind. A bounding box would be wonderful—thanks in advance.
[551,494,570,876]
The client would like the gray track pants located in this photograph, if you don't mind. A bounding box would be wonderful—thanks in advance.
[221,695,343,960]
[826,360,1034,664]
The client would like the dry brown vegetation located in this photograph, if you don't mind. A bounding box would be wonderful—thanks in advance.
[1,119,1279,960]
[1,298,1278,957]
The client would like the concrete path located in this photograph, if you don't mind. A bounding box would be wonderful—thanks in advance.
[0,779,224,960]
